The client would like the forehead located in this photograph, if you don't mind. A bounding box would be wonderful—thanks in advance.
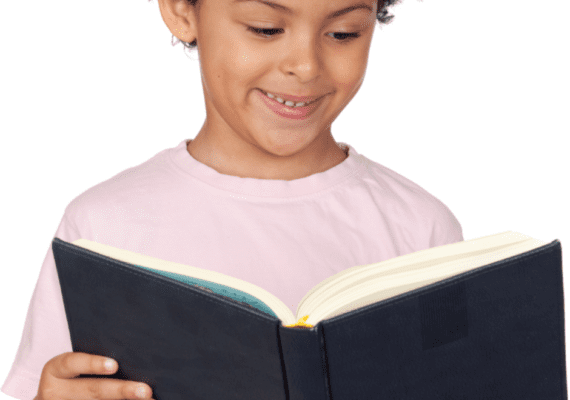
[232,0,375,20]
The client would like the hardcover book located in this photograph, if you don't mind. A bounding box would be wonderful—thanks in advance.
[51,231,567,400]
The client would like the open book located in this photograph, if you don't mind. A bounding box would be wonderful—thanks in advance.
[52,231,566,400]
[68,231,547,328]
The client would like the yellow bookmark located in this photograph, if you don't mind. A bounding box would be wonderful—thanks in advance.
[284,315,314,329]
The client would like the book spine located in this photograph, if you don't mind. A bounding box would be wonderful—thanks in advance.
[278,324,330,400]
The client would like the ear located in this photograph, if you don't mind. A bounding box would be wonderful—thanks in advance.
[157,0,198,44]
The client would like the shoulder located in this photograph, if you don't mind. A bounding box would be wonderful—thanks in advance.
[62,147,174,233]
[353,150,464,248]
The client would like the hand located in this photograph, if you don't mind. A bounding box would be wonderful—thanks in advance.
[35,352,155,400]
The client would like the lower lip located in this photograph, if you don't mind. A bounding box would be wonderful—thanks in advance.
[257,90,324,120]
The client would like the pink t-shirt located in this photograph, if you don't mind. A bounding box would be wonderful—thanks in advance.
[2,139,463,400]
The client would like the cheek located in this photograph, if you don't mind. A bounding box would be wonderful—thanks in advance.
[329,51,368,92]
[222,41,269,96]
[222,32,264,73]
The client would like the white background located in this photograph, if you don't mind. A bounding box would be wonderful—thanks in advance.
[1,0,569,397]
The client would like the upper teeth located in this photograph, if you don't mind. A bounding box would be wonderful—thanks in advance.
[264,91,312,108]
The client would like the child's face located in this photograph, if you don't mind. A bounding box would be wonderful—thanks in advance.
[159,0,377,177]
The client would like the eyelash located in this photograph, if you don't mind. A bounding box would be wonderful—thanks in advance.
[247,26,361,43]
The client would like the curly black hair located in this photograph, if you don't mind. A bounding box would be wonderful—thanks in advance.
[151,0,404,51]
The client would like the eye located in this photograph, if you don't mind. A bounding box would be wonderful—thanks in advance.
[246,26,361,43]
[247,26,283,38]
[330,32,361,42]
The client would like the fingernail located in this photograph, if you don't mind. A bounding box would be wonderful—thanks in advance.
[136,385,147,398]
[104,358,116,371]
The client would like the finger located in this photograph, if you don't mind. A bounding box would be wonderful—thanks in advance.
[48,352,153,400]
[71,377,153,400]
[49,352,117,379]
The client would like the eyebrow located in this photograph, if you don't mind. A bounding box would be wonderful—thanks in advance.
[233,0,374,20]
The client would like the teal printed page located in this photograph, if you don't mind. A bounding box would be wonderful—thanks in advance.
[135,265,277,318]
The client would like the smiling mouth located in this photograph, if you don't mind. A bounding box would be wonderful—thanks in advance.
[256,88,327,120]
[258,89,325,107]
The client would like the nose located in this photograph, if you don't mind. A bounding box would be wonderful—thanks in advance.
[281,32,322,81]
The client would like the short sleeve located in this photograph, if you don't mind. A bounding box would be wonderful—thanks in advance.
[429,204,464,248]
[1,213,82,400]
